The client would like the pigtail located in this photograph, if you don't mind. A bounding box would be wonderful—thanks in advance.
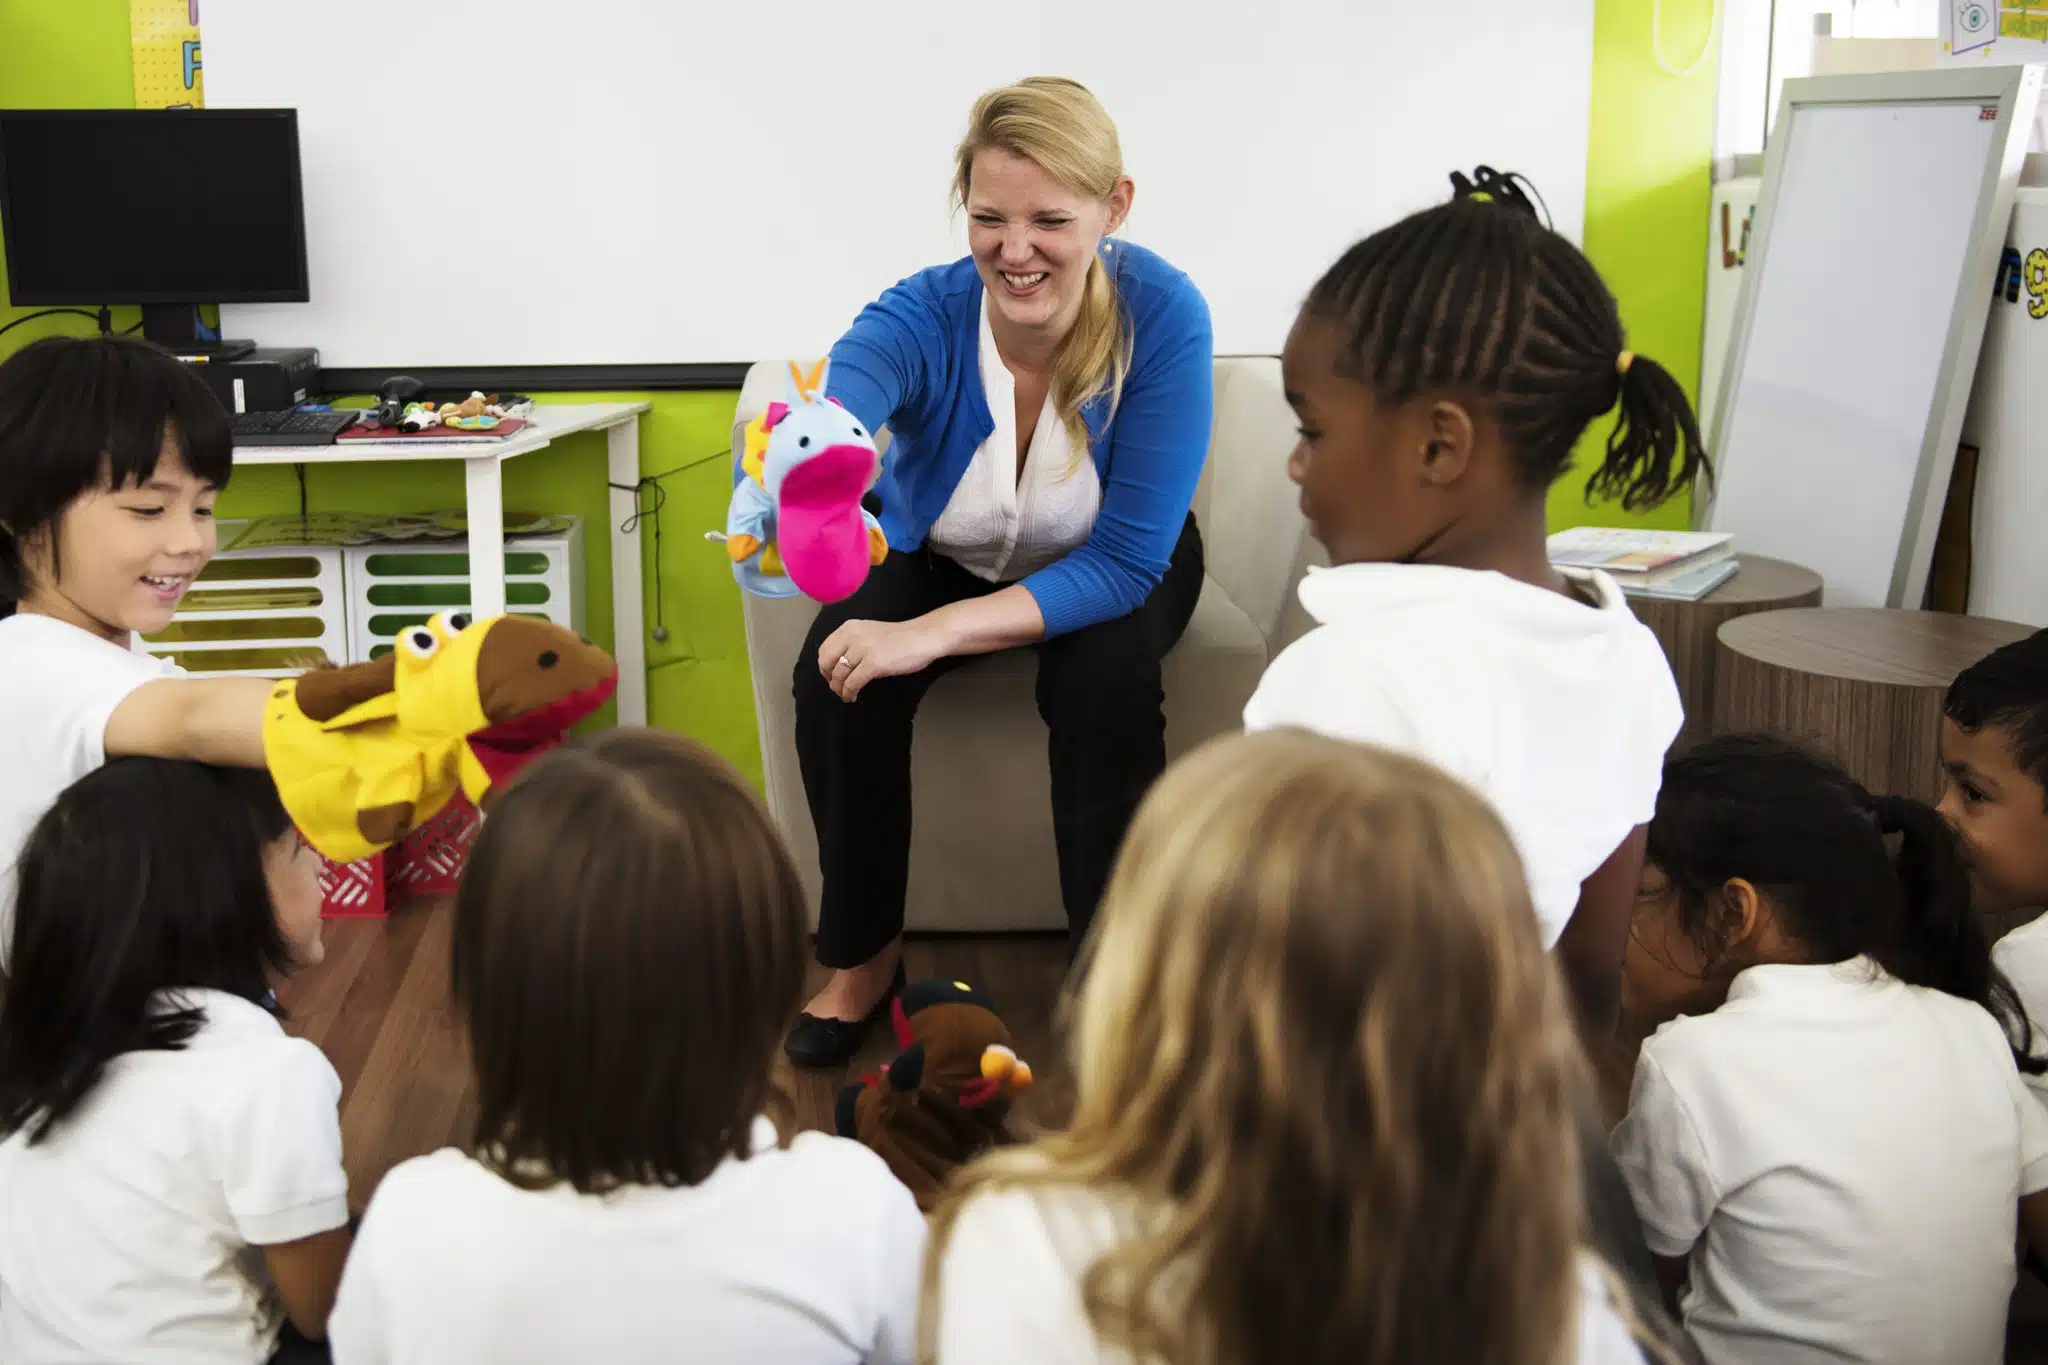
[1587,353,1713,514]
[1871,794,2045,1074]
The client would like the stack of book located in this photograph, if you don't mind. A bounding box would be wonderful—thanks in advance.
[1546,528,1738,601]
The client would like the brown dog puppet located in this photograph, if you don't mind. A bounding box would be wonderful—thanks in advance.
[835,979,1033,1210]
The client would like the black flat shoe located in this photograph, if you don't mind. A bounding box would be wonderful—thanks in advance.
[784,961,906,1070]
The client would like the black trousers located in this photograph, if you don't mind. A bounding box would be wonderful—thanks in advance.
[794,515,1205,967]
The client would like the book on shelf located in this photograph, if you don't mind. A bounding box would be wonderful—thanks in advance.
[1616,556,1741,602]
[1546,527,1734,577]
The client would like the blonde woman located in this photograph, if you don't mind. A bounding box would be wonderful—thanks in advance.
[922,731,1669,1365]
[788,77,1212,1067]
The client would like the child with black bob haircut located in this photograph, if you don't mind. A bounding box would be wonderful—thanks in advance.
[1940,627,2048,1104]
[1616,734,2048,1365]
[0,758,347,1365]
[0,335,277,970]
[1244,167,1711,1040]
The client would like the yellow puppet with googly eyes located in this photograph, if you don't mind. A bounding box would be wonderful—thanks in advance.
[262,610,618,863]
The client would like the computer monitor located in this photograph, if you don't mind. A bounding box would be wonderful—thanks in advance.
[0,109,308,359]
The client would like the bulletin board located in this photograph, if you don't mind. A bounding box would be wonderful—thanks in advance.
[129,0,204,110]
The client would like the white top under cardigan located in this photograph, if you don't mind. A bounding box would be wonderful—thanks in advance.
[925,296,1102,583]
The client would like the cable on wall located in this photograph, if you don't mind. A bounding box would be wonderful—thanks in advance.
[1655,0,1723,76]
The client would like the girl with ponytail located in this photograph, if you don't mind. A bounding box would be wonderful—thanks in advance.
[1615,734,2048,1365]
[1245,166,1712,1038]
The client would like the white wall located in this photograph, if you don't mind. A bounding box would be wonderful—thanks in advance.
[203,0,1595,369]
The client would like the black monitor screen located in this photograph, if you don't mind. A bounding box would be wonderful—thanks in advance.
[0,109,308,305]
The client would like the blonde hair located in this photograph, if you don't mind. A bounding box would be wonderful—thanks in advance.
[955,76,1133,453]
[922,731,1593,1365]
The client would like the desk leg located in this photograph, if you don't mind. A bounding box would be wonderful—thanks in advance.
[607,420,649,727]
[463,456,508,618]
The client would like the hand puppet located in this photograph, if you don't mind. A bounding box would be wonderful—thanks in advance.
[263,610,618,863]
[712,357,887,603]
[835,979,1033,1210]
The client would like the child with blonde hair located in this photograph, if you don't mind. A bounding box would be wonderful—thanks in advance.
[922,729,1676,1365]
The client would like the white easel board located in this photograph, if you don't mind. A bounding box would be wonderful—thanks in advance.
[1701,65,2040,608]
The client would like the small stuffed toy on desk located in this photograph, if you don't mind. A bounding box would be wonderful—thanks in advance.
[713,357,887,603]
[835,979,1033,1210]
[263,611,618,863]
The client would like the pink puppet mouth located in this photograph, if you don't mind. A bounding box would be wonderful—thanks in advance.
[779,443,878,603]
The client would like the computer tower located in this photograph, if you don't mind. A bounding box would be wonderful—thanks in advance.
[196,347,322,414]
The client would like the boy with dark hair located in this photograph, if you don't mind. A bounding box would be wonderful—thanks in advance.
[1941,629,2048,918]
[1941,628,2048,1100]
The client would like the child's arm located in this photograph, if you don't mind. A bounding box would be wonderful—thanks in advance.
[1556,824,1648,1052]
[1610,1046,1718,1321]
[103,675,273,768]
[263,1224,353,1341]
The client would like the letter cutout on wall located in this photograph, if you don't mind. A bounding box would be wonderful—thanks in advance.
[131,0,204,109]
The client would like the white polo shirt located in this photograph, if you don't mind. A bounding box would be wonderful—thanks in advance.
[1613,957,2048,1365]
[0,612,180,967]
[0,988,350,1365]
[926,295,1101,583]
[1243,563,1681,945]
[931,1178,1649,1364]
[329,1119,925,1365]
[1995,913,2048,1108]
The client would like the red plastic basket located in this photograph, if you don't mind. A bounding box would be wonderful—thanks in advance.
[386,794,483,899]
[319,852,387,919]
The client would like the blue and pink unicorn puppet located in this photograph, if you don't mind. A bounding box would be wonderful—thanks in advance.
[712,358,888,603]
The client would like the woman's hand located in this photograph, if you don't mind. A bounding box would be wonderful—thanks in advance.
[818,617,948,702]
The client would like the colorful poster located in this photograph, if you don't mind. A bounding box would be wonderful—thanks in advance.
[1945,0,2048,57]
[130,0,204,110]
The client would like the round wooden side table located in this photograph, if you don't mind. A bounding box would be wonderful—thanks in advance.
[1627,554,1823,754]
[1712,607,2036,802]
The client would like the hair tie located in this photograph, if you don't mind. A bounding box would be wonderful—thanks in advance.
[1616,351,1635,378]
[1870,793,1915,836]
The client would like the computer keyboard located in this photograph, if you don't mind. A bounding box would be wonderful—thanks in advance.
[230,409,361,447]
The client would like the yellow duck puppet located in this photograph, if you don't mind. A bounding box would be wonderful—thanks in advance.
[835,979,1034,1211]
[263,611,618,863]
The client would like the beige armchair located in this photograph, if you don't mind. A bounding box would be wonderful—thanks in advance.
[734,356,1311,931]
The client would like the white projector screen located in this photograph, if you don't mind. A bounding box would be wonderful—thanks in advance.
[1701,66,2040,609]
[203,0,1594,371]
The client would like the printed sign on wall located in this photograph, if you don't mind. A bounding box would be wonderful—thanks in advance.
[131,0,203,109]
[1946,0,2048,58]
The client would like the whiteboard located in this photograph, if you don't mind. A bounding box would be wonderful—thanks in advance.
[200,0,1594,370]
[1701,67,2040,608]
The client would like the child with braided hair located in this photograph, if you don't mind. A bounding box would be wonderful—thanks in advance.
[1244,168,1712,1038]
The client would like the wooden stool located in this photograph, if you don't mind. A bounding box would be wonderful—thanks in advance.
[1627,554,1822,753]
[1712,608,2035,802]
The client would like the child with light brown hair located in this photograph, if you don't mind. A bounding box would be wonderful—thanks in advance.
[329,729,925,1365]
[920,729,1680,1365]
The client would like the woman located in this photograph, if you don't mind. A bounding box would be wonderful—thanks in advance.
[785,77,1213,1068]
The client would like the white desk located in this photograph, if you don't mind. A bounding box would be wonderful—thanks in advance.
[234,401,654,726]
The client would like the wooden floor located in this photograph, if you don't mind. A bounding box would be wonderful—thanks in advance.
[276,897,1078,1213]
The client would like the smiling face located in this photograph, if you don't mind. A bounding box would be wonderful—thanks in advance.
[1939,717,2048,914]
[17,433,217,645]
[964,146,1130,346]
